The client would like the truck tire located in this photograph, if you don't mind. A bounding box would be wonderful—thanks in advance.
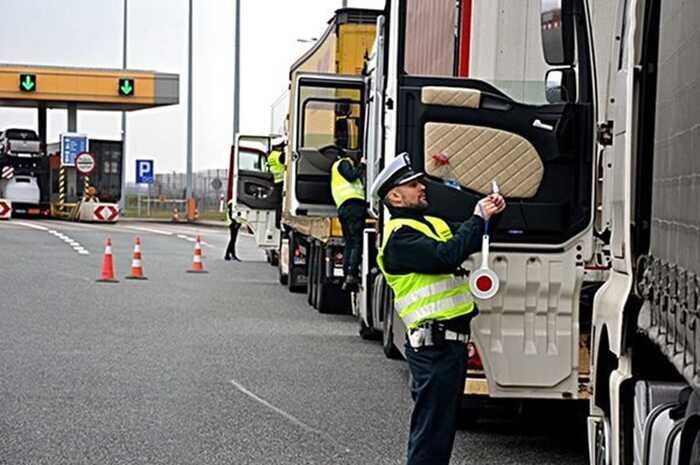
[306,243,316,307]
[287,232,306,293]
[312,246,321,309]
[358,274,381,340]
[278,257,288,285]
[381,278,401,359]
[269,250,279,267]
[359,318,380,340]
[318,281,345,314]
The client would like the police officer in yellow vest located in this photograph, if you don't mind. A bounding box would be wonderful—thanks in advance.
[267,142,286,228]
[225,199,243,261]
[370,153,505,465]
[331,149,367,291]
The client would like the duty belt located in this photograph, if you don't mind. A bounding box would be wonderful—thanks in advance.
[407,320,469,349]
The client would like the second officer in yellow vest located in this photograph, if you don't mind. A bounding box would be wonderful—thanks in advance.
[370,153,505,465]
[266,142,286,229]
[330,150,367,291]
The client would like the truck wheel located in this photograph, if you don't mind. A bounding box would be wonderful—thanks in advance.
[359,318,380,340]
[312,246,321,309]
[278,258,288,285]
[269,250,279,267]
[358,275,380,340]
[306,243,316,306]
[455,396,482,429]
[381,280,401,359]
[593,416,611,465]
[287,232,306,293]
[317,282,336,314]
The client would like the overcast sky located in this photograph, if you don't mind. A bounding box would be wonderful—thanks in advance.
[0,0,385,180]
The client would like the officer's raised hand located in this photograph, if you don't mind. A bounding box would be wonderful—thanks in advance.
[474,194,506,221]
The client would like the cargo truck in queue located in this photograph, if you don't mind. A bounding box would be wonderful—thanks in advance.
[277,8,381,312]
[228,134,281,265]
[0,128,49,216]
[283,0,620,418]
[585,0,700,463]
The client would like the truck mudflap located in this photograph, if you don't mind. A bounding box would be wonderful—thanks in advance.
[77,202,119,223]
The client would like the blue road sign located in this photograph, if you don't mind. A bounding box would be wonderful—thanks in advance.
[60,133,88,167]
[136,159,154,184]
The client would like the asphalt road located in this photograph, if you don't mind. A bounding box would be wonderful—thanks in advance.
[0,218,588,465]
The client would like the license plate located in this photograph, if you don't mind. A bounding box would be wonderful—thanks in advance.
[333,268,344,277]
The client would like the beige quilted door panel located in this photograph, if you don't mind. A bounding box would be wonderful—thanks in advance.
[421,87,481,108]
[424,122,544,198]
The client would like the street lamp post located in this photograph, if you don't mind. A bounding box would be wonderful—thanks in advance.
[186,0,194,204]
[120,0,128,213]
[233,0,240,141]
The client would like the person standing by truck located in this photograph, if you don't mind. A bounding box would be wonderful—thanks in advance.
[330,148,367,292]
[266,142,285,229]
[225,199,242,261]
[371,154,505,465]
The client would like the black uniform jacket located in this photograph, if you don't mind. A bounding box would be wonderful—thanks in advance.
[382,206,485,334]
[337,158,367,215]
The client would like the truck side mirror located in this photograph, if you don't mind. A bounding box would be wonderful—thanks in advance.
[540,0,575,66]
[545,68,576,104]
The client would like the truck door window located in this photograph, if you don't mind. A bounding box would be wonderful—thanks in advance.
[238,149,267,172]
[299,86,362,151]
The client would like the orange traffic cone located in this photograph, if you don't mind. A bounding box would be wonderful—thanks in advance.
[96,237,119,283]
[187,235,208,273]
[125,237,148,280]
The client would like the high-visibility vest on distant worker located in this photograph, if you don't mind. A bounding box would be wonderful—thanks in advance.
[267,150,285,184]
[331,157,365,208]
[226,199,242,225]
[377,216,476,330]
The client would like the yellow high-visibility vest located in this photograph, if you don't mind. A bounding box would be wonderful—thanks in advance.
[331,157,365,208]
[267,150,285,184]
[377,216,475,330]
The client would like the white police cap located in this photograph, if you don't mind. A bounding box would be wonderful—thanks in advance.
[369,152,424,199]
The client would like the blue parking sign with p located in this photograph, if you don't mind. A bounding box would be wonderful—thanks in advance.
[136,159,154,184]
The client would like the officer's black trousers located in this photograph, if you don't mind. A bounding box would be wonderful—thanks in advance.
[404,341,468,465]
[225,222,240,259]
[338,200,366,278]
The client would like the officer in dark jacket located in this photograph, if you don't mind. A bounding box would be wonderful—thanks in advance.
[371,153,505,465]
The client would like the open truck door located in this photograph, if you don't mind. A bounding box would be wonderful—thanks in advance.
[230,134,280,254]
[382,0,597,398]
[286,73,366,217]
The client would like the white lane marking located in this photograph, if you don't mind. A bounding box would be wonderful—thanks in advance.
[177,234,189,239]
[14,221,49,231]
[229,379,351,454]
[123,225,173,236]
[15,222,90,256]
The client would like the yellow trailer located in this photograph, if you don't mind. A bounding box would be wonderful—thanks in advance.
[278,8,379,313]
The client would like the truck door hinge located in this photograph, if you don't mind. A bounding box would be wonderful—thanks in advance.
[597,121,613,146]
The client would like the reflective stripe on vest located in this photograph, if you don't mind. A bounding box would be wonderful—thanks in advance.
[331,158,365,208]
[377,216,475,330]
[267,150,285,184]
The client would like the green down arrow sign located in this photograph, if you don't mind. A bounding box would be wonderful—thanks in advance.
[119,78,135,96]
[20,74,36,92]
